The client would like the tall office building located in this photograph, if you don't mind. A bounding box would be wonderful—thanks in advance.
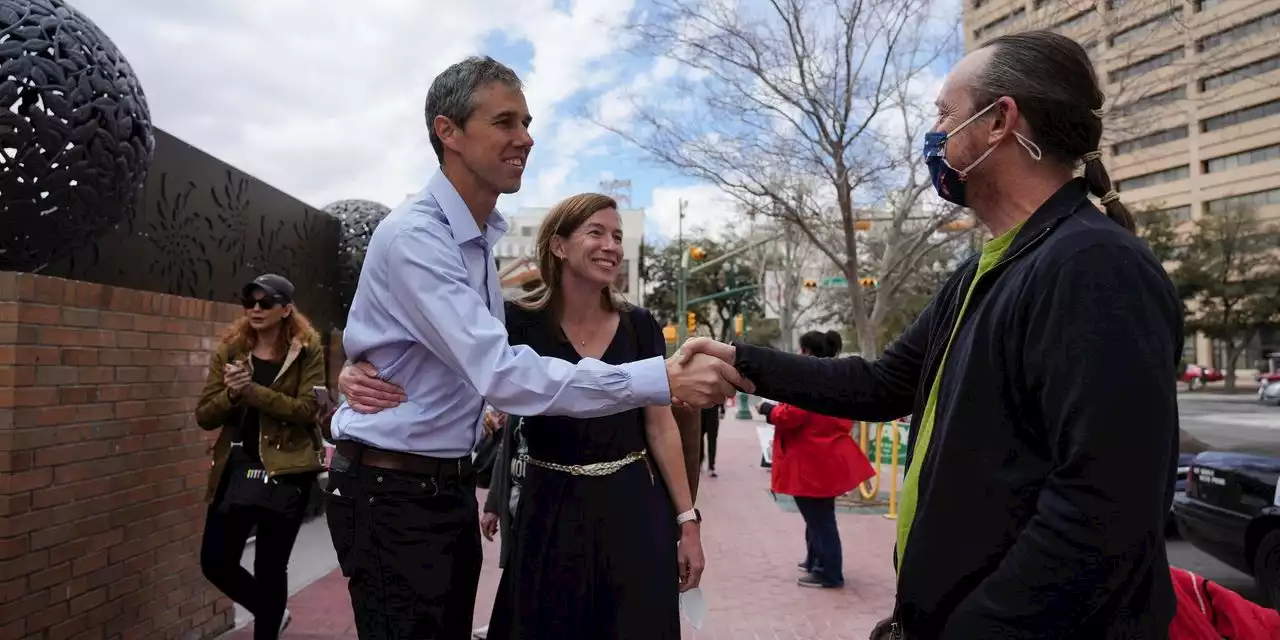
[963,0,1280,370]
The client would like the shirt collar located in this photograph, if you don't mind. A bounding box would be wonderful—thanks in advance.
[426,169,509,246]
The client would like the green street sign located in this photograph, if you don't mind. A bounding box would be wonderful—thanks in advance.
[820,277,847,287]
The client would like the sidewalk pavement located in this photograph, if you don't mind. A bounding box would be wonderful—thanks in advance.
[228,416,899,639]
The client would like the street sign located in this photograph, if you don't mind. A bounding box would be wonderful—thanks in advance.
[820,277,847,287]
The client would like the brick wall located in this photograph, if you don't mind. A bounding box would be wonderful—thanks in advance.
[0,273,242,639]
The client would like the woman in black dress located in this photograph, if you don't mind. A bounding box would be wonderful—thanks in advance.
[342,193,704,639]
[485,193,701,639]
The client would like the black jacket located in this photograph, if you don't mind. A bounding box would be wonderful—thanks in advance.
[735,180,1182,639]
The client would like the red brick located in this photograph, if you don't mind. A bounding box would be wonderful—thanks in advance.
[98,312,135,331]
[0,536,27,561]
[0,575,25,605]
[25,599,67,634]
[0,467,52,493]
[17,304,61,325]
[27,561,70,592]
[0,548,47,581]
[59,349,98,366]
[58,308,99,328]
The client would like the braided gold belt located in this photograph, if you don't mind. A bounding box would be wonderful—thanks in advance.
[520,449,647,477]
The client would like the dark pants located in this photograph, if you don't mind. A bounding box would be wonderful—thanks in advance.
[794,496,843,586]
[700,411,720,470]
[200,478,309,640]
[325,451,483,640]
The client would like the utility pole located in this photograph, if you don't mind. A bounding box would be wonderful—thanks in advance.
[676,199,688,344]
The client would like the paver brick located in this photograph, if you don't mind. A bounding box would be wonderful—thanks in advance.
[230,415,898,638]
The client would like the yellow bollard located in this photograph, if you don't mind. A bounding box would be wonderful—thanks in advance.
[857,421,883,500]
[883,421,901,520]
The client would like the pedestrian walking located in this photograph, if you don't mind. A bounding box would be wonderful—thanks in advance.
[194,274,327,639]
[323,56,746,639]
[678,30,1183,639]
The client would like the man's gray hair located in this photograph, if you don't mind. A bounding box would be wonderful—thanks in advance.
[425,56,523,164]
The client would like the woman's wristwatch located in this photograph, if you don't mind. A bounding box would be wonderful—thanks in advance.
[676,508,702,526]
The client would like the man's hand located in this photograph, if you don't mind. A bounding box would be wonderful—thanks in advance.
[666,340,753,408]
[339,362,406,413]
[480,512,499,541]
[677,523,705,592]
[672,337,736,366]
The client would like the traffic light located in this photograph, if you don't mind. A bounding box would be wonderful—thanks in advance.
[853,220,872,231]
[687,311,696,333]
[663,324,677,344]
[803,279,818,289]
[859,277,878,288]
[734,314,744,336]
[689,246,707,261]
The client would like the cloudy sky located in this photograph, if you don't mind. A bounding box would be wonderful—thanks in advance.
[71,0,957,242]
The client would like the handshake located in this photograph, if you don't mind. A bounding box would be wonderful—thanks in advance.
[666,337,753,408]
[337,337,751,413]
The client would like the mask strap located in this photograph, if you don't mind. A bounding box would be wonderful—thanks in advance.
[957,145,998,178]
[945,101,1000,141]
[1014,132,1042,161]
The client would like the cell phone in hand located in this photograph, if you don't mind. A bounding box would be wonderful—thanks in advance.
[313,386,333,410]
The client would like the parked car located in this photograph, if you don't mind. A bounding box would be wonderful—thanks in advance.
[1262,380,1280,407]
[1172,442,1280,609]
[1182,364,1225,389]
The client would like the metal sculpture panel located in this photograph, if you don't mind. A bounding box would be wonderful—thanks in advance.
[0,0,154,272]
[40,129,343,332]
[323,198,390,317]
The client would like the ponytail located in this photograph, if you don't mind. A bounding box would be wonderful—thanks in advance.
[1082,155,1136,233]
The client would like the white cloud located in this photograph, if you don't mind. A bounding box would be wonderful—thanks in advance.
[67,0,637,211]
[646,183,745,242]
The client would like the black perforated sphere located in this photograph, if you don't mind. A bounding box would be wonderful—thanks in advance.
[324,198,391,314]
[0,0,153,272]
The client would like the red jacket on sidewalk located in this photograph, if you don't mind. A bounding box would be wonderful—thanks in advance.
[769,404,876,498]
[1168,566,1280,639]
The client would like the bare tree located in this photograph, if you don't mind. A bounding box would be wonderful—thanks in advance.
[738,216,829,350]
[599,0,973,356]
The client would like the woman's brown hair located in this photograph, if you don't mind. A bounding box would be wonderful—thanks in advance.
[220,308,319,356]
[512,192,630,313]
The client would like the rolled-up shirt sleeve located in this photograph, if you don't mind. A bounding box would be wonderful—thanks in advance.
[382,224,670,417]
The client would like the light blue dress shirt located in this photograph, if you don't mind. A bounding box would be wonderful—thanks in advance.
[331,171,671,458]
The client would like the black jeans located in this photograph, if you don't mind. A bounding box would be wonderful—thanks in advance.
[794,496,843,586]
[325,451,483,640]
[200,474,310,640]
[700,414,720,470]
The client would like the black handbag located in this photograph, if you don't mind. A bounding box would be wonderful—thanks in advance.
[217,444,305,517]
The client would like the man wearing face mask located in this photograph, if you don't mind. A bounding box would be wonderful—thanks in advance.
[676,31,1182,639]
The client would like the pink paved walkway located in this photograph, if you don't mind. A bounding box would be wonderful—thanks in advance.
[230,416,899,639]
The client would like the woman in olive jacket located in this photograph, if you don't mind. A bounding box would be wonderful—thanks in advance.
[194,274,327,640]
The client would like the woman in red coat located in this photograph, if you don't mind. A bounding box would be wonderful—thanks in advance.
[760,330,876,589]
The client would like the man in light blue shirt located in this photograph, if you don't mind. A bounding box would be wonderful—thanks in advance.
[324,56,747,640]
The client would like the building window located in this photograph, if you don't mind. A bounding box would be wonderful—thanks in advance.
[1200,98,1280,133]
[1197,10,1280,52]
[1110,7,1183,48]
[1205,187,1280,214]
[1114,86,1186,117]
[1110,47,1184,83]
[1145,205,1193,224]
[1054,8,1096,33]
[1199,54,1280,92]
[1111,126,1189,155]
[973,7,1025,40]
[1195,0,1224,11]
[1115,165,1190,191]
[1203,143,1280,173]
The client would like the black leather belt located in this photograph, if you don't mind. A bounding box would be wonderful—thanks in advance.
[335,440,472,479]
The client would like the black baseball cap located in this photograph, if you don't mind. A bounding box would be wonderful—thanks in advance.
[242,274,295,303]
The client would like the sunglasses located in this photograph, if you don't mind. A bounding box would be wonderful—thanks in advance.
[241,297,282,310]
